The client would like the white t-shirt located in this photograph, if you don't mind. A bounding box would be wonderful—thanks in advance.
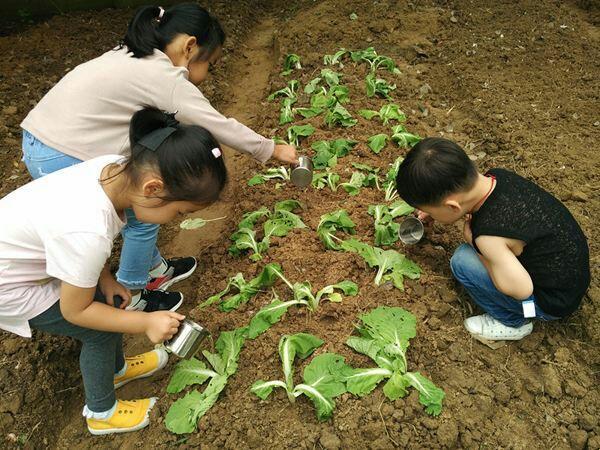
[0,155,125,337]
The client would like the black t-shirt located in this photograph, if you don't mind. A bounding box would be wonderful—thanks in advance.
[471,168,590,317]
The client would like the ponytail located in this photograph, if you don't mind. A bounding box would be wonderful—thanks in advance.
[121,3,225,59]
[115,107,228,204]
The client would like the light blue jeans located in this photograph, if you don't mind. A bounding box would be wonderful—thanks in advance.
[450,244,559,327]
[22,130,162,290]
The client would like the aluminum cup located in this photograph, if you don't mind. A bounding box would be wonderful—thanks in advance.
[290,156,313,188]
[398,216,425,245]
[164,319,210,359]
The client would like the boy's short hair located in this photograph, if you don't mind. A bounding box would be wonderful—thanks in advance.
[395,137,478,206]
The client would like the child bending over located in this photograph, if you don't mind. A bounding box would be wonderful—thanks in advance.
[0,108,227,434]
[395,137,590,341]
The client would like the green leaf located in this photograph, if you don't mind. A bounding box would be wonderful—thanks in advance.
[251,379,287,399]
[218,263,282,311]
[304,77,322,94]
[344,367,392,396]
[404,372,445,416]
[213,328,246,376]
[340,171,366,195]
[323,48,348,66]
[324,103,357,128]
[315,280,358,304]
[281,54,301,76]
[389,200,414,218]
[287,124,315,146]
[367,134,388,154]
[245,298,301,339]
[311,141,337,169]
[279,97,296,125]
[391,124,421,148]
[321,68,341,87]
[295,106,323,118]
[317,210,356,250]
[365,73,396,99]
[164,375,228,434]
[358,109,380,120]
[268,80,298,101]
[274,199,303,212]
[247,174,266,186]
[382,372,411,400]
[279,333,324,394]
[229,228,262,259]
[238,207,271,230]
[331,139,357,156]
[351,162,380,174]
[166,358,217,394]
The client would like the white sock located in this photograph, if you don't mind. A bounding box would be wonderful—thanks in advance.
[114,363,127,378]
[83,401,117,420]
[149,258,168,278]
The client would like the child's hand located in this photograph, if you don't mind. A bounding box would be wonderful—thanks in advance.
[99,272,131,309]
[272,144,299,164]
[463,214,473,245]
[145,311,185,344]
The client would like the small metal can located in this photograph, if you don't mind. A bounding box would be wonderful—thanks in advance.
[398,216,425,245]
[164,319,210,359]
[290,156,313,188]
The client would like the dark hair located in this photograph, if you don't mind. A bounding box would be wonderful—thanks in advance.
[115,107,227,204]
[395,137,478,207]
[122,3,225,59]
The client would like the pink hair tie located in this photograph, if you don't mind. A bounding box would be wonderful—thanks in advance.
[212,148,222,158]
[157,7,165,22]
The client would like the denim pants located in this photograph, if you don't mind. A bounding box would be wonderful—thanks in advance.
[22,131,162,290]
[450,244,558,327]
[29,295,124,412]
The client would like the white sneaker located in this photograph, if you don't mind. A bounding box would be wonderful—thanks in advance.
[464,314,533,341]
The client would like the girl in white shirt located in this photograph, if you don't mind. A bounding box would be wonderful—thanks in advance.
[1,107,227,435]
[20,3,297,312]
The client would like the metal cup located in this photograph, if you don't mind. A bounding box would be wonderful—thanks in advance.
[290,156,313,188]
[164,319,210,359]
[398,216,425,245]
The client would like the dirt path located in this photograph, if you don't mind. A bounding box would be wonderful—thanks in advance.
[49,17,279,450]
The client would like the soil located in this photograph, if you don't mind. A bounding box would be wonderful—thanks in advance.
[0,1,598,449]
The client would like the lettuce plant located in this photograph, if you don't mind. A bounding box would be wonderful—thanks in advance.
[365,73,396,99]
[279,97,296,125]
[295,106,323,119]
[281,54,301,76]
[229,200,306,261]
[324,103,357,128]
[350,47,401,74]
[359,103,406,125]
[323,48,348,66]
[344,306,445,415]
[200,263,282,311]
[251,334,351,420]
[340,238,420,290]
[179,215,226,230]
[367,201,414,246]
[311,139,357,169]
[304,77,322,94]
[312,171,340,191]
[367,133,389,154]
[268,80,299,101]
[287,124,316,146]
[317,210,356,250]
[391,124,421,148]
[340,171,366,196]
[247,167,291,186]
[165,328,246,434]
[321,68,342,87]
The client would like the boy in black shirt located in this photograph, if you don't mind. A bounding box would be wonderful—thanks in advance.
[396,138,590,341]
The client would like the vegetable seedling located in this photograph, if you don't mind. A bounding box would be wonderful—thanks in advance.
[287,124,316,146]
[281,54,301,76]
[179,216,226,230]
[367,134,389,154]
[317,210,356,250]
[323,48,348,67]
[324,103,357,128]
[251,334,352,420]
[344,306,445,415]
[367,200,414,246]
[365,73,396,99]
[359,103,406,125]
[247,167,291,186]
[391,124,421,148]
[311,139,357,169]
[382,157,403,201]
[312,171,341,192]
[268,80,299,101]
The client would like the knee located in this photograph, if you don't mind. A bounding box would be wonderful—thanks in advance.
[450,244,481,282]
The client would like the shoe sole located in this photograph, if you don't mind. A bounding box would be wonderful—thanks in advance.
[114,351,169,389]
[87,398,157,435]
[156,259,198,290]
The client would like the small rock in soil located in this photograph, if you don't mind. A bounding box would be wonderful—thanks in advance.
[1,338,23,355]
[565,191,589,202]
[564,380,586,398]
[2,106,17,115]
[493,383,511,405]
[436,419,459,447]
[587,435,600,450]
[569,430,588,450]
[579,413,597,431]
[319,430,341,450]
[421,417,438,430]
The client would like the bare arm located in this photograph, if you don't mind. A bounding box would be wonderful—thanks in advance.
[59,281,184,343]
[475,236,534,300]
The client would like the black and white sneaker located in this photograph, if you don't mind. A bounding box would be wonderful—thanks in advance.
[126,289,184,313]
[145,257,198,291]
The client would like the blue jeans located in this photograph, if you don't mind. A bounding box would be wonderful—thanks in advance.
[22,131,162,290]
[450,244,558,327]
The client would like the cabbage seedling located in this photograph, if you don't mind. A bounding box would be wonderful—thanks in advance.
[287,124,316,146]
[382,157,403,201]
[368,201,414,246]
[365,73,396,99]
[247,167,291,186]
[179,215,226,230]
[311,139,357,169]
[325,103,357,128]
[323,48,348,66]
[281,54,301,76]
[359,103,406,125]
[312,171,340,191]
[367,134,389,154]
[317,210,356,250]
[268,80,299,101]
[391,124,421,148]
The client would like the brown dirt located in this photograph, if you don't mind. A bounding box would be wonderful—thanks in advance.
[0,1,598,449]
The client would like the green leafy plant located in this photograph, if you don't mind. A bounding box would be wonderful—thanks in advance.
[391,124,421,148]
[179,216,226,230]
[295,106,323,119]
[365,73,396,99]
[311,139,357,169]
[323,48,348,67]
[325,103,357,128]
[350,47,401,74]
[321,68,342,87]
[344,306,445,415]
[287,124,316,146]
[165,328,246,434]
[317,210,356,250]
[229,200,306,261]
[340,171,366,196]
[304,77,322,94]
[200,263,282,311]
[251,334,351,420]
[268,80,299,101]
[279,97,296,125]
[359,104,406,125]
[281,54,302,76]
[311,85,350,110]
[312,171,340,191]
[382,157,403,201]
[367,201,414,246]
[340,238,420,290]
[367,134,389,154]
[247,167,291,186]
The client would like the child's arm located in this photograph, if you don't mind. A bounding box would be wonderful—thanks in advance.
[59,281,185,343]
[474,236,534,300]
[98,263,131,309]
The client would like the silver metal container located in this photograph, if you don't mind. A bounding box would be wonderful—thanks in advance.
[291,156,313,188]
[398,216,425,245]
[164,319,210,359]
